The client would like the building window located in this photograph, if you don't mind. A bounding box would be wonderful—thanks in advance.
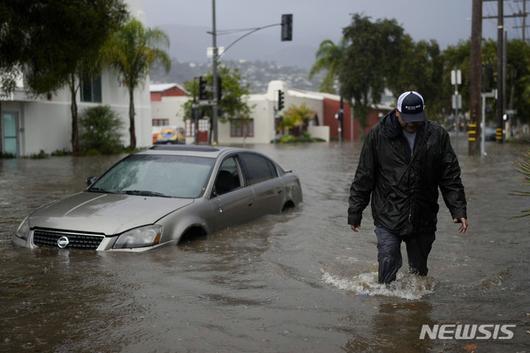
[185,119,210,137]
[198,119,210,132]
[152,119,169,127]
[80,75,102,102]
[230,119,254,138]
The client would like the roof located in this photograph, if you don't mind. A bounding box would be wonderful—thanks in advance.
[149,83,188,94]
[287,89,324,101]
[138,145,243,159]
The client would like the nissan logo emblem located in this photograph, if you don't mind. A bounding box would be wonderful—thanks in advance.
[57,236,70,249]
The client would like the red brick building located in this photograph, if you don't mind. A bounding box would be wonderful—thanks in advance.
[150,83,188,102]
[322,95,392,142]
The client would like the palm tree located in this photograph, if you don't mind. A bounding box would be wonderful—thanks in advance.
[280,103,315,136]
[309,39,345,94]
[105,19,171,148]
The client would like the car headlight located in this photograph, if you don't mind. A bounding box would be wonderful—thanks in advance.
[113,225,163,249]
[16,217,30,240]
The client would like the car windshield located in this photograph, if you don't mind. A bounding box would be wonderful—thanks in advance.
[89,154,215,198]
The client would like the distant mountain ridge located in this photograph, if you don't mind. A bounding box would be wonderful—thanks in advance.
[150,59,324,94]
[155,23,319,69]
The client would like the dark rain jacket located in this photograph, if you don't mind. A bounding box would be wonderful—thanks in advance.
[348,110,467,236]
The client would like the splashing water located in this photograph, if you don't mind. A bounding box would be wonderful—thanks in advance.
[322,271,435,300]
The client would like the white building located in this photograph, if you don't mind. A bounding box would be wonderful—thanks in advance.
[149,83,189,128]
[1,71,151,156]
[218,80,329,144]
[147,80,337,146]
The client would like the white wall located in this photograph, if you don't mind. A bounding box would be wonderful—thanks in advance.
[2,69,152,156]
[287,93,324,126]
[218,95,275,144]
[308,126,330,142]
[151,96,189,128]
[216,80,330,144]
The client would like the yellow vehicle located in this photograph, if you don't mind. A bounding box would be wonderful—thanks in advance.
[153,127,186,145]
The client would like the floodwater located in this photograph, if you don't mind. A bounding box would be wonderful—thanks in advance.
[1,140,529,353]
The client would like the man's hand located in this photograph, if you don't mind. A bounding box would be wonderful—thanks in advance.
[351,225,360,232]
[453,218,469,233]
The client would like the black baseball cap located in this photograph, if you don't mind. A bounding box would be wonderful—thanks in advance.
[396,91,426,122]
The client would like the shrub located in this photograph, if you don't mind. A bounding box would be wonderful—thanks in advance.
[28,150,48,159]
[80,105,123,155]
[1,152,15,159]
[51,149,71,157]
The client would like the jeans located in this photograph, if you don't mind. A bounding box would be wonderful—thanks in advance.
[374,226,435,284]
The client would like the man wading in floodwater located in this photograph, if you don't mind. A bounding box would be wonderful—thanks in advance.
[348,91,468,284]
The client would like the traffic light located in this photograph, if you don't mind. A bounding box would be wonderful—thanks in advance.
[198,76,208,101]
[217,76,222,101]
[482,64,494,91]
[335,110,344,121]
[277,90,284,111]
[281,14,293,41]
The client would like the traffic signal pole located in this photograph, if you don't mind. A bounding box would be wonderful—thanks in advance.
[496,0,505,143]
[211,0,219,145]
[208,5,292,145]
[469,0,482,155]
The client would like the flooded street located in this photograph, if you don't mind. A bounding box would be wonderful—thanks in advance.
[1,140,529,353]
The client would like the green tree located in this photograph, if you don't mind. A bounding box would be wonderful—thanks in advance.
[183,66,252,137]
[0,0,127,94]
[0,0,127,154]
[339,14,406,133]
[441,39,530,125]
[105,19,171,148]
[506,40,530,124]
[309,39,346,93]
[389,38,445,121]
[67,7,127,155]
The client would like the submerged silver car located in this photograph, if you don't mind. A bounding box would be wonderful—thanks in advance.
[13,145,302,252]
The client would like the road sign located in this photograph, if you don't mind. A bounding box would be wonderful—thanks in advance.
[451,69,462,85]
[452,94,462,109]
[207,47,224,58]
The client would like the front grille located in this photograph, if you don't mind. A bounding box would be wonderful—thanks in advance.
[33,229,104,249]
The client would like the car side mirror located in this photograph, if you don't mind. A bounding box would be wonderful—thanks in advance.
[86,176,98,187]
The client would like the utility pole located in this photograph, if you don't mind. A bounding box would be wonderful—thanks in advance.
[469,0,482,155]
[496,0,505,143]
[210,0,219,145]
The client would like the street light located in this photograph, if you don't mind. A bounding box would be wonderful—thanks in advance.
[208,0,293,144]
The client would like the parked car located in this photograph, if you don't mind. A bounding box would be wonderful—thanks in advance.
[484,127,497,142]
[13,145,302,252]
[153,127,186,144]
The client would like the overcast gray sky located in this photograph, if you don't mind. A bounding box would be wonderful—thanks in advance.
[135,0,526,67]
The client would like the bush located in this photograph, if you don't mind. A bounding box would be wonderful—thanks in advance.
[28,150,48,159]
[80,105,123,155]
[279,134,298,144]
[1,152,15,159]
[51,149,71,157]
